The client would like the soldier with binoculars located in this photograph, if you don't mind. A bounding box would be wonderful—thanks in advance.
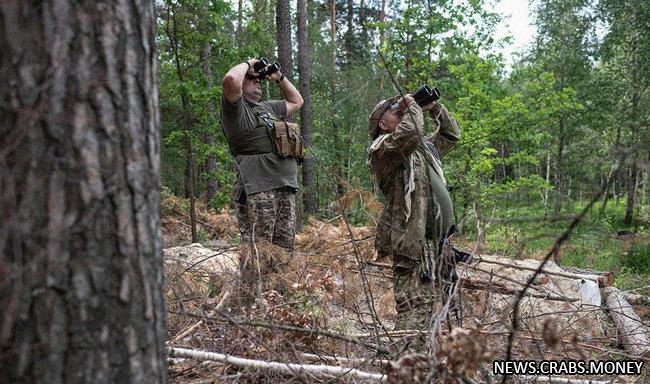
[221,58,304,285]
[367,86,462,331]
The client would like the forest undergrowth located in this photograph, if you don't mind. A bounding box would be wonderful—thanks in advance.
[163,191,650,383]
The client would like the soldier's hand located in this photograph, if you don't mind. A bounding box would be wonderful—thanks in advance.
[398,94,415,111]
[267,69,283,82]
[246,58,259,77]
[421,100,438,112]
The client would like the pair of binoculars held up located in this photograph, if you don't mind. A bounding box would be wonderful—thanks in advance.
[253,58,281,80]
[413,85,441,107]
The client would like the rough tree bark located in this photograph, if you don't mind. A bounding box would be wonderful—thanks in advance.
[0,1,167,383]
[275,0,293,83]
[624,161,638,226]
[298,0,317,215]
[553,117,565,216]
[200,42,218,205]
[165,5,198,242]
[344,0,354,65]
[624,7,640,227]
[330,0,344,196]
[604,287,650,358]
[237,0,243,41]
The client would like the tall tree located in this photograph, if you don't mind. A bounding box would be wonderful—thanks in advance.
[201,42,218,205]
[330,0,344,196]
[164,3,199,242]
[532,0,593,216]
[598,0,650,226]
[0,1,167,382]
[198,1,219,206]
[298,0,317,215]
[276,0,293,82]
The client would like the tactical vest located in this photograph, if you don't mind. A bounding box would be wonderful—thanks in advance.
[225,103,303,159]
[227,103,279,156]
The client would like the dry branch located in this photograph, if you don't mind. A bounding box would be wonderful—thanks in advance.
[170,290,230,343]
[168,347,387,382]
[603,287,650,358]
[300,353,390,366]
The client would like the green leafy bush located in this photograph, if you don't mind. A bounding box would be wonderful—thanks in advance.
[623,242,650,274]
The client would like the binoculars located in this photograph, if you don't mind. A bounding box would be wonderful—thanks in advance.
[253,58,281,80]
[413,84,441,107]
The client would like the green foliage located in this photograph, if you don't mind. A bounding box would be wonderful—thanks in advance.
[624,242,650,274]
[153,0,650,286]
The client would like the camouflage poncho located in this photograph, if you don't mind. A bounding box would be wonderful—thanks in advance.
[368,101,460,264]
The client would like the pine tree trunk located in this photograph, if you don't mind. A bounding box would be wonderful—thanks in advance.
[624,161,638,226]
[544,149,551,220]
[601,166,614,216]
[553,118,565,216]
[624,7,640,228]
[0,1,167,382]
[330,0,343,196]
[200,43,218,205]
[166,6,198,243]
[276,0,292,82]
[378,0,386,92]
[237,0,243,40]
[298,0,317,215]
[182,111,198,242]
[344,0,354,64]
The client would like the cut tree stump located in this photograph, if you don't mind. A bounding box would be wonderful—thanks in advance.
[623,291,650,306]
[603,286,650,358]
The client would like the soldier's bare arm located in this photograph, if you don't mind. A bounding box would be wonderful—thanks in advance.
[268,70,304,116]
[222,59,258,103]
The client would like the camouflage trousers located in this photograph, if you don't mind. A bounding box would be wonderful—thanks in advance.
[393,254,441,331]
[236,188,297,250]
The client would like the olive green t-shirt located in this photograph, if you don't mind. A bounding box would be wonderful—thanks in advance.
[221,95,298,200]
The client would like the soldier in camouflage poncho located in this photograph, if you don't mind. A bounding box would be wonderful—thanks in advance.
[367,94,460,330]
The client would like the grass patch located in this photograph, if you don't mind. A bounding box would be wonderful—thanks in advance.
[623,241,650,274]
[458,197,650,290]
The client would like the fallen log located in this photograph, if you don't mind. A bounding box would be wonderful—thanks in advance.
[474,257,613,287]
[168,347,387,382]
[468,264,577,301]
[603,286,650,358]
[461,276,578,302]
[563,266,615,286]
[623,291,650,306]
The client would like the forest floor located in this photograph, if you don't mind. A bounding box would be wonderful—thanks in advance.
[162,193,650,383]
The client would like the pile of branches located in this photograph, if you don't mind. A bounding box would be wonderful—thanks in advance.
[164,216,650,384]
